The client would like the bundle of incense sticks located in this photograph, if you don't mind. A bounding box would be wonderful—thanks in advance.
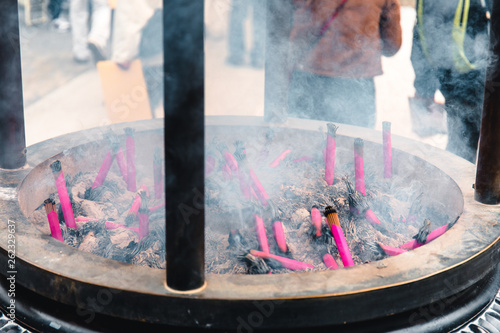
[153,147,163,200]
[125,185,148,225]
[344,178,381,225]
[310,206,322,237]
[269,149,292,168]
[138,191,149,240]
[325,123,338,185]
[354,138,366,196]
[250,250,314,271]
[44,199,63,241]
[272,221,288,253]
[400,222,449,250]
[91,136,120,190]
[324,206,354,267]
[50,160,77,229]
[378,243,407,256]
[382,121,392,179]
[322,253,339,269]
[254,214,270,253]
[125,128,137,192]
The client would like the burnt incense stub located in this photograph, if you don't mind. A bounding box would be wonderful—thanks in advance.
[382,121,391,131]
[49,160,62,173]
[327,123,339,137]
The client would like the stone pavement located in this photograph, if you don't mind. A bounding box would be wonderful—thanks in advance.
[21,3,447,151]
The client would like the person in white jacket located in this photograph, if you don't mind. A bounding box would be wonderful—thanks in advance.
[70,0,111,63]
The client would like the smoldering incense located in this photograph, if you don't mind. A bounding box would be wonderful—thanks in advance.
[383,121,392,178]
[345,178,381,225]
[272,221,288,253]
[325,123,338,185]
[138,191,149,240]
[250,250,314,271]
[125,128,137,192]
[50,160,77,229]
[254,214,270,253]
[379,243,407,256]
[153,147,163,200]
[400,224,449,250]
[92,140,120,189]
[44,198,63,242]
[354,138,366,196]
[322,253,339,269]
[310,206,322,237]
[269,149,292,168]
[324,206,354,267]
[126,185,148,225]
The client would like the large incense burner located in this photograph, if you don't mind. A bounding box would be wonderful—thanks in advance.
[0,117,499,332]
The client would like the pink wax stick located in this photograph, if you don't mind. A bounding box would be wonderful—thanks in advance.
[323,253,339,270]
[272,221,288,253]
[311,207,322,237]
[205,155,216,176]
[269,149,292,168]
[125,128,137,192]
[125,185,148,224]
[116,148,128,183]
[76,216,98,222]
[383,121,392,179]
[254,214,270,253]
[354,138,366,196]
[50,160,77,229]
[249,169,269,206]
[153,147,163,200]
[400,224,449,250]
[325,123,338,185]
[44,199,63,242]
[365,209,381,225]
[379,243,407,256]
[330,224,355,267]
[250,250,314,271]
[292,156,313,163]
[92,148,117,189]
[149,202,165,213]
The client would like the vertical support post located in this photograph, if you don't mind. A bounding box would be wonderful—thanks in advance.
[0,0,26,169]
[263,0,294,123]
[475,0,500,205]
[164,0,205,291]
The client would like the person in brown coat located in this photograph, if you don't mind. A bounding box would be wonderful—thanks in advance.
[288,0,402,128]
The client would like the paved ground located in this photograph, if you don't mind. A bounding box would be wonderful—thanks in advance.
[19,3,447,151]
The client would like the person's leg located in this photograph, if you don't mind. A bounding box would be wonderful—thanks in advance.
[227,0,248,65]
[70,0,90,62]
[48,0,62,19]
[250,0,265,68]
[88,0,111,61]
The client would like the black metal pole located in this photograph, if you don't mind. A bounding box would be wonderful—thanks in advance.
[0,0,26,169]
[263,0,294,123]
[164,0,205,291]
[475,0,500,205]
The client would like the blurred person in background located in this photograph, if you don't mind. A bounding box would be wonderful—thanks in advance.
[226,0,266,68]
[111,0,162,111]
[410,0,490,163]
[288,0,402,128]
[49,0,70,32]
[70,0,111,63]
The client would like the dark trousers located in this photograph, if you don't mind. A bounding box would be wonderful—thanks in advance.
[48,0,64,20]
[288,70,376,128]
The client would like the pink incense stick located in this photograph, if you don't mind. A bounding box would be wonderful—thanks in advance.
[153,147,163,200]
[272,221,288,253]
[222,163,232,180]
[254,214,270,253]
[92,143,119,189]
[250,250,314,271]
[383,121,392,178]
[206,155,216,175]
[149,202,165,213]
[125,128,137,192]
[311,207,322,237]
[76,216,97,222]
[250,186,258,200]
[365,209,381,225]
[269,149,292,168]
[50,160,77,229]
[323,253,339,270]
[138,191,149,240]
[354,138,366,196]
[379,243,407,256]
[105,221,140,234]
[249,169,269,206]
[44,199,63,242]
[400,224,449,250]
[224,152,239,172]
[325,123,338,185]
[292,156,313,163]
[324,207,355,267]
[116,148,128,183]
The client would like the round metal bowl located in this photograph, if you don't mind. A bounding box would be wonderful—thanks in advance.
[0,117,499,332]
